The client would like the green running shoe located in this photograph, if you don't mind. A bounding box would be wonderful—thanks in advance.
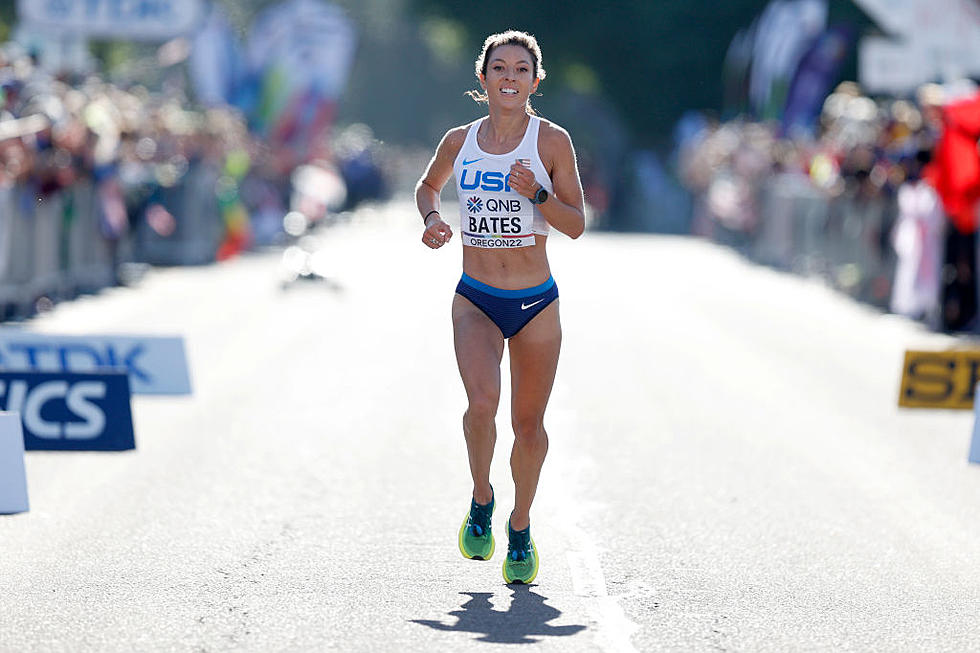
[502,519,538,584]
[458,491,495,560]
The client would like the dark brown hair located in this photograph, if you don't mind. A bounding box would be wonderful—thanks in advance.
[465,30,546,114]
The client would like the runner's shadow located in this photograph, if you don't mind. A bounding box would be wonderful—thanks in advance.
[411,586,587,644]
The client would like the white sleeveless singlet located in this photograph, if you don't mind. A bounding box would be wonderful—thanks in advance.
[452,116,552,248]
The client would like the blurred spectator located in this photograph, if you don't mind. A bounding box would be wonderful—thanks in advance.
[677,79,980,331]
[924,88,980,331]
[891,148,943,326]
[0,42,283,318]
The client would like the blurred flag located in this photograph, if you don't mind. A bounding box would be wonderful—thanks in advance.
[188,0,356,163]
[749,0,827,120]
[722,26,756,118]
[781,25,855,138]
[189,3,242,107]
[245,0,356,159]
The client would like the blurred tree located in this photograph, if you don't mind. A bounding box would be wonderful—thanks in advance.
[410,0,874,148]
[0,3,13,44]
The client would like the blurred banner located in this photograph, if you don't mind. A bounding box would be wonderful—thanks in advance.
[749,0,828,120]
[723,0,836,124]
[855,0,980,93]
[0,332,192,396]
[189,0,356,162]
[17,0,205,40]
[189,2,242,107]
[0,372,136,451]
[781,25,854,137]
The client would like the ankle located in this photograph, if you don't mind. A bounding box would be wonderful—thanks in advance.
[473,484,494,506]
[509,511,529,531]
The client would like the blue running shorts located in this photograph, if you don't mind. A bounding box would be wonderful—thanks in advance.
[455,273,559,339]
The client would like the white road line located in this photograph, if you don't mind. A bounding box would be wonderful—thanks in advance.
[539,402,641,653]
[543,458,639,653]
[563,521,640,653]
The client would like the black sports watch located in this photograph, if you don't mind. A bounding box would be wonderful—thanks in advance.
[529,186,549,205]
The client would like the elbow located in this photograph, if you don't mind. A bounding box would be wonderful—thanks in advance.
[569,220,585,239]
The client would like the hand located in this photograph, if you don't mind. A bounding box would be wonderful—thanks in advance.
[509,159,540,199]
[422,213,452,249]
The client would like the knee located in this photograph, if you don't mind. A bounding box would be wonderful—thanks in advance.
[512,417,548,451]
[465,393,499,426]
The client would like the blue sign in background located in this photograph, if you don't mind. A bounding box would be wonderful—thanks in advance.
[0,332,192,395]
[17,0,204,40]
[0,371,136,451]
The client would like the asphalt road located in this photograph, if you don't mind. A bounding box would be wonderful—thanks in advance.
[0,201,975,652]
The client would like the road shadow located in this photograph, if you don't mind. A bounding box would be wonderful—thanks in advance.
[411,586,587,644]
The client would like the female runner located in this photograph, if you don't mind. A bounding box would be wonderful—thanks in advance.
[415,30,585,584]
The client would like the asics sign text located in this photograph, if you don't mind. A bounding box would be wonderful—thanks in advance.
[0,371,135,451]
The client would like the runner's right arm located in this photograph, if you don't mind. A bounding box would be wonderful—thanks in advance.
[416,128,465,248]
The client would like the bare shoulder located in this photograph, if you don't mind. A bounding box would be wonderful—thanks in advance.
[438,123,471,157]
[536,118,575,164]
[537,118,574,149]
[535,118,576,172]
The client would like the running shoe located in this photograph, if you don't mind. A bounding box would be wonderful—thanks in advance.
[458,491,495,560]
[502,519,538,584]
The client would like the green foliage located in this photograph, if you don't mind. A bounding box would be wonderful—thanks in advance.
[0,2,14,44]
[410,0,872,147]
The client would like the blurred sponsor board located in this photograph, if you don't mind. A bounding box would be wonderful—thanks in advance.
[0,371,135,451]
[0,332,191,395]
[899,350,980,409]
[0,412,29,513]
[855,0,980,93]
[17,0,204,40]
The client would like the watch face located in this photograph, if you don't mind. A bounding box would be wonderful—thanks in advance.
[534,188,547,204]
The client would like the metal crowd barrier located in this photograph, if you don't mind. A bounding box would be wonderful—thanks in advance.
[746,174,897,309]
[133,161,224,267]
[0,181,115,320]
[0,160,227,321]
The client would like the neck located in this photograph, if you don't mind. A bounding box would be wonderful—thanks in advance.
[484,108,530,144]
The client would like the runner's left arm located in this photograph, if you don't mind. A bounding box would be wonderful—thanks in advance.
[507,125,585,239]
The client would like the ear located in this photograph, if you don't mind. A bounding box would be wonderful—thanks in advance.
[531,78,539,94]
[479,73,486,91]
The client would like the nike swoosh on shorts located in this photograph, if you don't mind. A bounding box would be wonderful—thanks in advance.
[521,299,545,310]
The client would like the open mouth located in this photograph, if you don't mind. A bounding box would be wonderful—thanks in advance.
[501,88,518,95]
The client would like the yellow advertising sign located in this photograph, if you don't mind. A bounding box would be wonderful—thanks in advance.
[899,350,980,409]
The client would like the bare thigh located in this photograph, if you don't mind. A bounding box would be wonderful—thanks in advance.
[452,294,505,410]
[508,300,561,426]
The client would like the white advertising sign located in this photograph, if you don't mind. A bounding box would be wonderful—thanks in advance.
[17,0,205,40]
[854,0,980,47]
[0,412,29,515]
[0,331,192,395]
[854,0,980,92]
[860,37,932,94]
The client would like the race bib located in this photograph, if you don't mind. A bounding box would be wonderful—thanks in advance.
[461,194,535,248]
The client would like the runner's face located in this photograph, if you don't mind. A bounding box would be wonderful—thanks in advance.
[480,45,538,108]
